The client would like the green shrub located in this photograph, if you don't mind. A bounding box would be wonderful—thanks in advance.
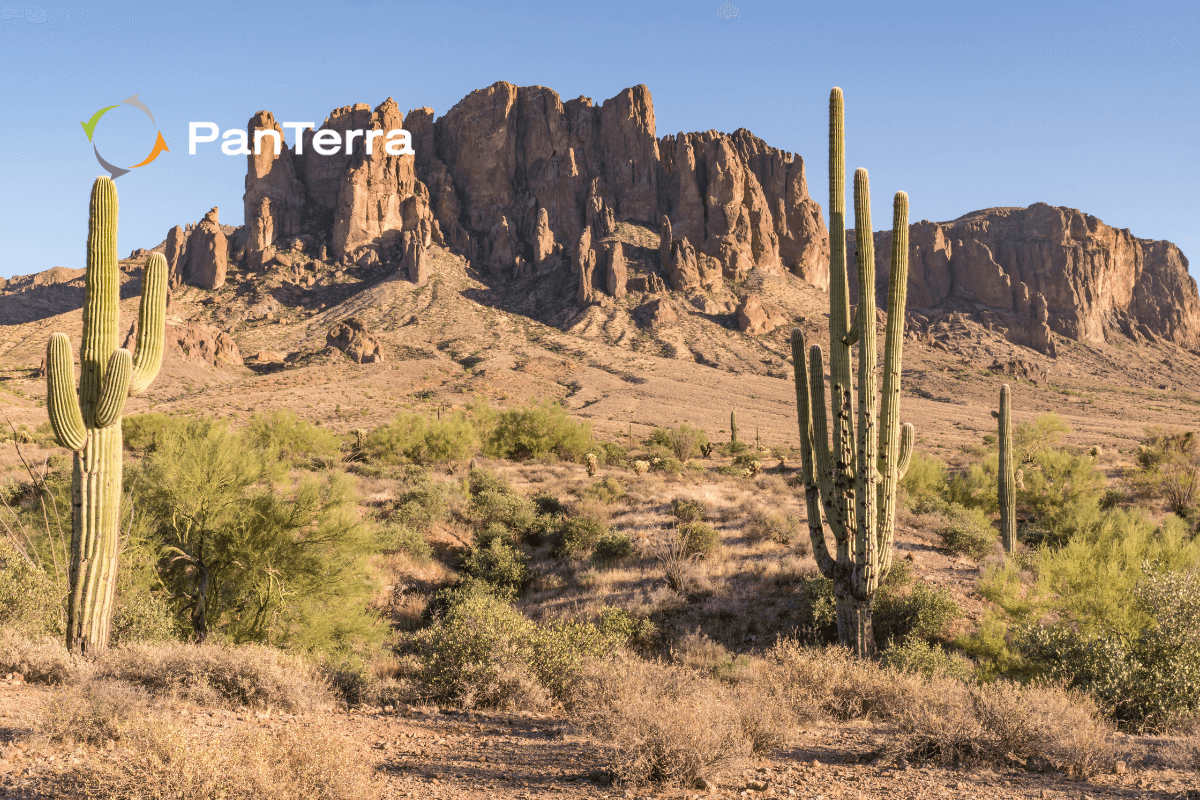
[592,531,634,564]
[557,515,609,557]
[362,410,478,465]
[391,476,454,533]
[123,412,183,453]
[650,425,709,463]
[484,402,592,462]
[531,492,567,516]
[467,489,538,540]
[900,452,948,512]
[468,466,511,496]
[652,457,684,475]
[1014,414,1070,462]
[583,476,626,504]
[936,503,998,559]
[881,638,974,681]
[110,591,177,646]
[0,537,62,636]
[407,586,618,708]
[379,523,432,562]
[1128,428,1200,517]
[593,440,628,467]
[670,498,707,523]
[245,410,343,469]
[744,509,799,544]
[677,521,720,559]
[597,607,658,650]
[874,581,960,646]
[461,540,531,601]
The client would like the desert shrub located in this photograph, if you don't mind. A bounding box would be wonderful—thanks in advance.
[652,456,684,475]
[557,515,609,557]
[650,424,709,463]
[743,508,799,544]
[407,586,618,708]
[531,491,566,516]
[0,627,79,683]
[123,412,183,453]
[1018,447,1107,523]
[669,497,706,523]
[597,607,658,651]
[0,536,62,636]
[109,591,178,646]
[593,440,628,466]
[94,642,333,712]
[467,488,538,539]
[874,581,960,646]
[461,539,531,601]
[592,531,634,564]
[1128,428,1200,517]
[673,631,756,682]
[1020,567,1200,729]
[1013,414,1071,462]
[361,410,478,465]
[677,521,720,559]
[37,679,150,746]
[56,716,380,800]
[583,476,626,504]
[653,534,705,595]
[762,640,908,721]
[900,451,949,512]
[571,655,791,786]
[468,465,510,495]
[483,401,592,462]
[882,638,974,681]
[379,522,432,562]
[245,409,343,469]
[946,454,999,513]
[936,503,998,559]
[390,474,455,532]
[892,678,1113,775]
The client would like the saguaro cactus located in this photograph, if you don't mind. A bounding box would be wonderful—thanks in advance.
[994,384,1017,552]
[46,176,166,654]
[730,410,738,445]
[790,87,914,658]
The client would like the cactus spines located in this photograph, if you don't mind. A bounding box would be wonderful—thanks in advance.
[997,384,1017,553]
[789,88,914,658]
[730,410,738,445]
[46,176,166,654]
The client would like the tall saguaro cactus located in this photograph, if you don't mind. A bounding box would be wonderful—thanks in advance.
[790,88,914,658]
[46,176,166,654]
[994,384,1017,553]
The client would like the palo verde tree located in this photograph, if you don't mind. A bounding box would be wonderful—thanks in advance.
[791,87,914,658]
[45,176,166,654]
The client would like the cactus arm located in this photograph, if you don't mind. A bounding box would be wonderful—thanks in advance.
[852,169,879,599]
[792,329,835,576]
[94,349,132,428]
[46,334,88,451]
[79,177,120,427]
[129,252,167,395]
[874,191,911,572]
[998,384,1016,552]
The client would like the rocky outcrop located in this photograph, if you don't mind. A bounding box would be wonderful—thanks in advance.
[327,318,385,363]
[850,204,1200,355]
[574,225,600,305]
[736,294,789,336]
[182,208,227,290]
[164,225,190,288]
[606,241,628,300]
[123,320,242,367]
[666,237,701,292]
[237,82,829,306]
[242,101,434,270]
[637,297,677,328]
[400,231,429,284]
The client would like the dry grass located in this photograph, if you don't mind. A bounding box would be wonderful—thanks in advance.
[93,642,334,712]
[36,680,150,746]
[54,716,380,800]
[571,654,793,787]
[0,627,82,684]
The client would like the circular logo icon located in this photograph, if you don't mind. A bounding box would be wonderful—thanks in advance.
[81,94,169,179]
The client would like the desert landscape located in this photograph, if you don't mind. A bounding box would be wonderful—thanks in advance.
[2,71,1200,800]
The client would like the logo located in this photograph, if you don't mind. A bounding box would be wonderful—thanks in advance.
[81,94,169,179]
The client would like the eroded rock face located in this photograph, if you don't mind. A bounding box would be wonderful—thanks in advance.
[574,225,600,305]
[182,208,228,290]
[327,318,385,363]
[238,82,829,305]
[164,225,190,288]
[400,231,429,285]
[124,320,242,367]
[606,241,628,300]
[736,294,790,336]
[638,297,677,328]
[851,204,1200,354]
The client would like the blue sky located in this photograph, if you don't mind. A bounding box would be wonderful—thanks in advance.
[0,0,1196,280]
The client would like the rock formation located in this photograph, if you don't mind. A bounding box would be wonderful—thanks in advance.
[182,208,227,290]
[400,231,429,285]
[123,319,241,367]
[736,294,790,335]
[327,318,385,363]
[574,225,600,305]
[638,297,677,328]
[164,225,189,288]
[850,203,1200,355]
[606,241,628,300]
[236,81,830,304]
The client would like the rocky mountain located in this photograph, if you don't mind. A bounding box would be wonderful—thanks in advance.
[231,82,829,306]
[849,203,1200,356]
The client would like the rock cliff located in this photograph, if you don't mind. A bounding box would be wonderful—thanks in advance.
[850,203,1200,355]
[237,82,829,299]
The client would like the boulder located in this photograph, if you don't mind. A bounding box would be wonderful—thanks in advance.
[327,318,385,363]
[182,208,228,290]
[638,297,677,328]
[736,295,789,335]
